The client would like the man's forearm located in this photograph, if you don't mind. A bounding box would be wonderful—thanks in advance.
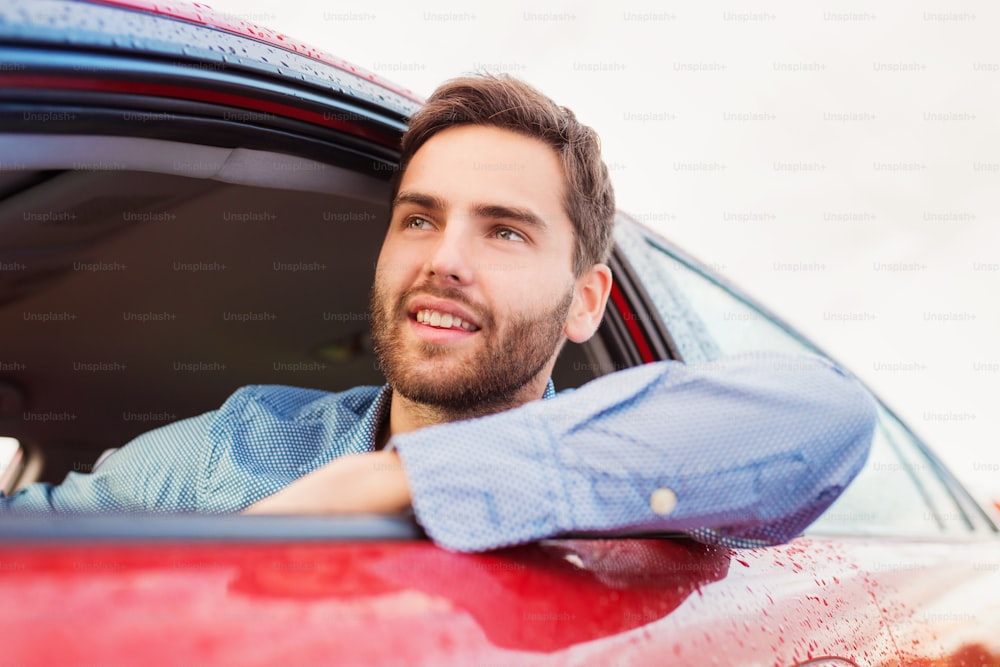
[394,353,877,552]
[243,451,411,515]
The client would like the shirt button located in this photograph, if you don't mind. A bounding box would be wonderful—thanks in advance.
[649,487,677,516]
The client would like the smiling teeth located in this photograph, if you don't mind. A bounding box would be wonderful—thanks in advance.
[416,309,478,331]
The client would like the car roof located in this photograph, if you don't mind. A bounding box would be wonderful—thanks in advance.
[85,0,423,104]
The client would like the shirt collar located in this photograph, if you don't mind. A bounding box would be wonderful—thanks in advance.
[541,378,556,399]
[339,384,394,455]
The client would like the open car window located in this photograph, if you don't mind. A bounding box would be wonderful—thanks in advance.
[0,137,390,486]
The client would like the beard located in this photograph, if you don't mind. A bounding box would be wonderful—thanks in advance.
[369,274,573,419]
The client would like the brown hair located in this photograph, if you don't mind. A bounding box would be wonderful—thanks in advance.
[392,73,616,277]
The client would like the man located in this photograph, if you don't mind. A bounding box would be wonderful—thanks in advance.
[0,75,877,552]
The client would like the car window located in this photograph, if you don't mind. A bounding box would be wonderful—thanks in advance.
[0,134,394,486]
[640,232,969,537]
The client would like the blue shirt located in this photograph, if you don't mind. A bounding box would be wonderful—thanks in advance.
[0,352,877,552]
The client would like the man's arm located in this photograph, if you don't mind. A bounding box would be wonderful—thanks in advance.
[249,352,877,553]
[393,352,877,551]
[0,412,216,512]
[395,354,876,550]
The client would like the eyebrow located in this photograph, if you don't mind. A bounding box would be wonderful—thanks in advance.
[393,191,446,212]
[393,191,549,231]
[473,203,548,231]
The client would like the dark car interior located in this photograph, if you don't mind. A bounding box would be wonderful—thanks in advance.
[0,135,610,488]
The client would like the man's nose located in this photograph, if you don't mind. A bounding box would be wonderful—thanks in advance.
[424,222,474,284]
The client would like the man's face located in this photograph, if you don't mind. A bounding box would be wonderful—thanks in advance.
[370,124,578,414]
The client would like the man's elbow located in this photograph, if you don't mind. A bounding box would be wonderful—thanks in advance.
[781,359,878,539]
[809,357,878,483]
[729,356,879,546]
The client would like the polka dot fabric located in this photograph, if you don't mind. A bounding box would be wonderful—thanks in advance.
[0,385,393,516]
[395,352,877,551]
[1,353,876,554]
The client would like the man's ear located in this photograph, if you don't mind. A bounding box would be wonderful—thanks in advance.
[565,263,613,343]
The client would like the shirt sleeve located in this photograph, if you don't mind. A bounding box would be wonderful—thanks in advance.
[0,412,216,513]
[393,352,878,552]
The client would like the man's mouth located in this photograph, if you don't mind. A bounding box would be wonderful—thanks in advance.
[415,309,480,332]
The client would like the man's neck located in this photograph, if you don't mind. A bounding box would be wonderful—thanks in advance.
[382,375,551,445]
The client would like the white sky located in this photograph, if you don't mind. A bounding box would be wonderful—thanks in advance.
[199,0,1000,501]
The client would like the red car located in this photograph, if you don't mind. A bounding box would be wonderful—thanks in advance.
[0,1,998,665]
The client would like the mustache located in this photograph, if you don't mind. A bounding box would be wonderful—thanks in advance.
[397,283,492,329]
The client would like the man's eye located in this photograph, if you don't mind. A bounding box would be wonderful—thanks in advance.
[406,217,432,230]
[494,228,525,242]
